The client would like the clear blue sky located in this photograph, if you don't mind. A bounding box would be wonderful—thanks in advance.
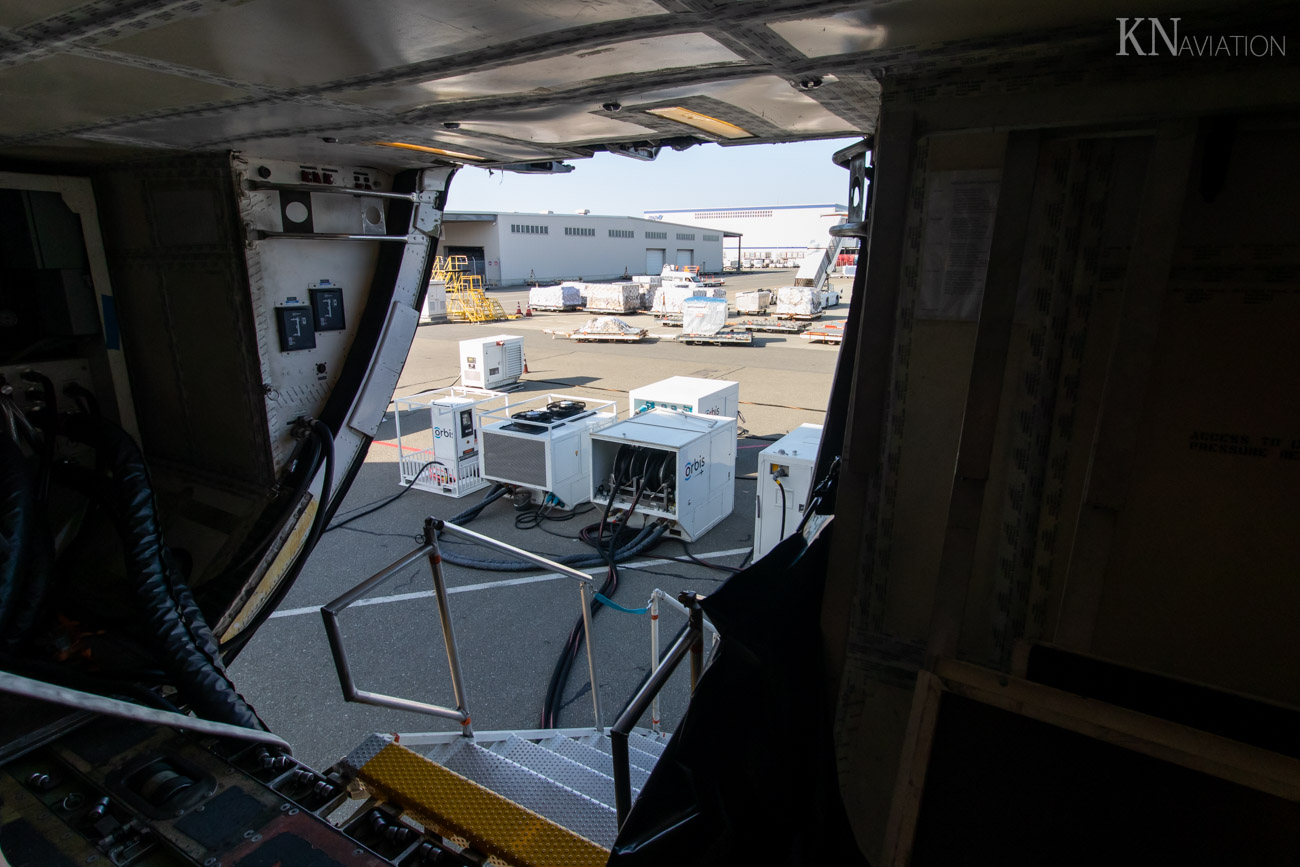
[445,137,859,217]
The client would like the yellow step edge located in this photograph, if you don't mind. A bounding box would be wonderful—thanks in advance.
[357,741,610,867]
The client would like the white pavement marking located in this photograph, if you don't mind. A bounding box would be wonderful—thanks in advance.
[268,547,753,619]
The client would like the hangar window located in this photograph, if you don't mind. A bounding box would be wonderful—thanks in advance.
[609,229,635,238]
[565,226,596,236]
[645,230,667,239]
[676,232,695,241]
[703,234,720,241]
[510,224,548,234]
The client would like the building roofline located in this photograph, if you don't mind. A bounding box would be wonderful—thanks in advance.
[643,204,847,214]
[443,211,730,234]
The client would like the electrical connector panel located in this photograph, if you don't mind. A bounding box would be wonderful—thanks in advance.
[590,409,736,541]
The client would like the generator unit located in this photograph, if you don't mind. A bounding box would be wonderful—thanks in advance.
[392,387,510,497]
[590,409,736,541]
[628,376,739,419]
[460,334,525,389]
[753,423,823,560]
[478,393,616,507]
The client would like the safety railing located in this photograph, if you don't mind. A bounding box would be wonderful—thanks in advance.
[648,588,718,734]
[320,517,605,737]
[611,590,708,829]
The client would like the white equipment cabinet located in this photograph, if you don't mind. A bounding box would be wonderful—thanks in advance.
[590,409,736,541]
[753,424,823,560]
[478,394,615,508]
[628,376,739,419]
[393,387,509,497]
[460,334,525,389]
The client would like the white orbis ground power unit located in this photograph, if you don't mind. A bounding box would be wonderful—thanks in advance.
[478,394,615,508]
[629,376,739,419]
[460,334,525,389]
[393,387,509,497]
[590,409,736,541]
[754,423,823,560]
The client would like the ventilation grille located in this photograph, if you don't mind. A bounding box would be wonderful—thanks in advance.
[482,431,548,488]
[504,342,524,378]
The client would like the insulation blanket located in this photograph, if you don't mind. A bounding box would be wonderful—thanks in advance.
[680,297,729,335]
[530,284,583,308]
[735,289,771,313]
[577,316,642,335]
[584,282,641,312]
[774,286,822,315]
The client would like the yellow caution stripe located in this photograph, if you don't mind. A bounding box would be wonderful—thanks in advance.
[356,741,609,867]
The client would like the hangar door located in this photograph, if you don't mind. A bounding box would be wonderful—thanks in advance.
[444,245,485,277]
[645,248,665,273]
[676,249,693,267]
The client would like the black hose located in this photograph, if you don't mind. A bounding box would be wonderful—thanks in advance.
[0,432,43,648]
[20,371,56,504]
[63,415,265,730]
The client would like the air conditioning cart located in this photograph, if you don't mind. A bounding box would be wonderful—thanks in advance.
[478,393,616,508]
[460,334,525,389]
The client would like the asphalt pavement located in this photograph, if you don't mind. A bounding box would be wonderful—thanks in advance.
[229,269,849,771]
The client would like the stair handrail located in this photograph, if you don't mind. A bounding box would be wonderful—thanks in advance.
[611,591,705,828]
[321,517,606,738]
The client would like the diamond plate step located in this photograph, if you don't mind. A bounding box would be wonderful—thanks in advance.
[541,736,653,790]
[581,733,661,772]
[627,732,666,759]
[439,740,617,847]
[499,736,633,809]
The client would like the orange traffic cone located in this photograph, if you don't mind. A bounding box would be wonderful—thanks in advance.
[523,354,529,374]
[525,303,533,317]
[515,302,523,316]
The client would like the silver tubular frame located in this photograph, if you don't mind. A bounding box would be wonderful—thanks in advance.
[321,519,473,734]
[320,517,605,735]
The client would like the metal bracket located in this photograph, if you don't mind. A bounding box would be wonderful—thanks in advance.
[830,137,874,239]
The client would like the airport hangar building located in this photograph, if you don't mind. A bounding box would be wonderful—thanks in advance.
[439,211,731,286]
[643,203,850,268]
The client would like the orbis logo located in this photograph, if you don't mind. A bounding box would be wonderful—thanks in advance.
[433,427,453,439]
[683,456,706,481]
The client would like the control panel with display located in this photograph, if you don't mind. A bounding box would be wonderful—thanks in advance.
[274,305,316,352]
[310,282,346,332]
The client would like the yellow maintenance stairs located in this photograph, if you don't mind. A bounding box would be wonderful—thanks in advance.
[434,255,515,323]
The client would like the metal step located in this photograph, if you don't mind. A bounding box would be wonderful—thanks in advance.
[541,736,653,790]
[499,736,633,809]
[439,739,618,848]
[581,733,661,772]
[627,732,666,759]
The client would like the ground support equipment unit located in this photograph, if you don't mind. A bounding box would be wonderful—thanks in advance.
[753,423,823,560]
[479,393,616,507]
[589,409,737,541]
[393,387,511,498]
[736,318,807,334]
[629,376,739,419]
[460,334,526,389]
